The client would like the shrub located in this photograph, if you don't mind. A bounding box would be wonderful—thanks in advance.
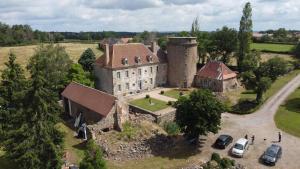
[145,94,150,99]
[118,122,139,141]
[220,157,235,169]
[160,90,165,94]
[211,152,221,164]
[179,91,184,96]
[167,101,173,106]
[163,121,180,136]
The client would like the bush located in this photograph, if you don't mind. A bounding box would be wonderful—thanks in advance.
[220,157,235,169]
[160,90,165,94]
[145,94,150,99]
[163,122,180,136]
[167,101,173,106]
[179,91,184,96]
[118,122,139,141]
[211,152,221,163]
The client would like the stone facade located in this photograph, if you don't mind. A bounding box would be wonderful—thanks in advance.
[167,37,198,88]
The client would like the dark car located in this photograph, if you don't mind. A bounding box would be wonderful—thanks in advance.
[261,144,282,166]
[214,135,233,149]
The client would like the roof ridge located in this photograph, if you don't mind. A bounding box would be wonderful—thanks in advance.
[70,82,116,99]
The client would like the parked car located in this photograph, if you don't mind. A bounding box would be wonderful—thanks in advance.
[214,135,233,149]
[261,144,282,166]
[231,138,248,157]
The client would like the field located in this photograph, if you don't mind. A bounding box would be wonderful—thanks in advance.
[250,43,295,53]
[275,87,300,138]
[0,43,103,73]
[130,98,169,112]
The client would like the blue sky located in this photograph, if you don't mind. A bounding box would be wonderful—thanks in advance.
[0,0,299,32]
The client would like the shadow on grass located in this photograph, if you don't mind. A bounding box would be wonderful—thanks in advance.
[144,134,202,160]
[230,99,259,115]
[73,141,88,151]
[0,156,17,169]
[282,98,300,113]
[241,91,256,95]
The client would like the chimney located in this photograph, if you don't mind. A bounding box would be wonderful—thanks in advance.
[151,41,158,54]
[105,44,110,65]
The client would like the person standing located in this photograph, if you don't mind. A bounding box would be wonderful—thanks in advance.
[278,131,282,142]
[251,135,255,144]
[245,134,248,140]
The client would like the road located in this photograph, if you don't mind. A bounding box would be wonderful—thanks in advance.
[202,73,300,169]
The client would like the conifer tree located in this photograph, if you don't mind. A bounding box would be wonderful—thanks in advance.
[78,48,96,72]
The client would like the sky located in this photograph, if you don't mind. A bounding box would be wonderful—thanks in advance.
[0,0,299,32]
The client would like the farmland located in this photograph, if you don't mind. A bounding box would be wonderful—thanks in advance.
[0,43,103,73]
[250,43,295,53]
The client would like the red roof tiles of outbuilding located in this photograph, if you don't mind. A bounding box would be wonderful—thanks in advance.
[61,82,116,117]
[197,61,237,80]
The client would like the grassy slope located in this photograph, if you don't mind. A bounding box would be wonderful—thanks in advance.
[275,87,300,137]
[130,98,169,112]
[250,43,294,52]
[0,43,103,73]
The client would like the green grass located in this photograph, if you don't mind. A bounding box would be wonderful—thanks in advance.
[230,69,300,114]
[0,150,16,169]
[275,87,300,137]
[130,98,169,112]
[250,43,295,53]
[162,89,192,99]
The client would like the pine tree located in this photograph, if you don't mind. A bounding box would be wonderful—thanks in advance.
[2,48,65,169]
[78,48,96,72]
[80,140,107,169]
[191,17,200,37]
[238,2,253,71]
[0,52,27,144]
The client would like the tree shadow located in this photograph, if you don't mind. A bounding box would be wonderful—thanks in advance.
[231,99,258,114]
[73,141,87,151]
[282,98,300,113]
[143,134,202,160]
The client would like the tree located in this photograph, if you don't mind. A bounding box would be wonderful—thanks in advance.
[191,17,200,37]
[211,26,238,64]
[237,2,253,71]
[2,59,64,169]
[255,77,272,103]
[67,64,94,87]
[0,52,27,144]
[256,57,288,81]
[27,44,72,96]
[294,42,300,59]
[240,50,261,72]
[178,31,190,37]
[197,32,213,64]
[78,48,96,72]
[80,140,107,169]
[158,36,168,51]
[175,89,225,140]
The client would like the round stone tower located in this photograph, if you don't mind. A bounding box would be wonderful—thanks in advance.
[166,37,198,88]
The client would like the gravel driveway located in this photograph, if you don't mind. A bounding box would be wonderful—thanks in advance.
[200,74,300,169]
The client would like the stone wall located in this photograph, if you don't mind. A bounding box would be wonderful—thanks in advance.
[194,76,223,92]
[157,109,176,125]
[223,77,239,92]
[167,37,198,88]
[94,65,114,94]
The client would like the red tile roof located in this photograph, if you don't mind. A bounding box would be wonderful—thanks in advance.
[95,43,160,69]
[61,82,116,117]
[197,61,237,80]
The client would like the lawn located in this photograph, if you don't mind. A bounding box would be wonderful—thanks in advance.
[228,69,300,114]
[275,87,300,138]
[162,89,192,99]
[130,98,169,112]
[0,43,103,74]
[250,43,295,53]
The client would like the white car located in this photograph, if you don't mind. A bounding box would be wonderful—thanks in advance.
[231,138,249,157]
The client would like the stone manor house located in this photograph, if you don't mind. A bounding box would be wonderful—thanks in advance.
[61,37,238,132]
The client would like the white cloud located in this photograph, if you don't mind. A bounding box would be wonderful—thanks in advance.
[0,0,299,32]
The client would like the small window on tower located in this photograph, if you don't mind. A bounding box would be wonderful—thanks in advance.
[122,58,128,65]
[147,55,153,62]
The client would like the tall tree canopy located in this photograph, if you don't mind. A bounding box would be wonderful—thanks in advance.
[175,89,225,140]
[80,140,107,169]
[27,44,72,96]
[294,42,300,59]
[255,77,272,103]
[238,2,253,71]
[78,48,96,72]
[210,26,238,64]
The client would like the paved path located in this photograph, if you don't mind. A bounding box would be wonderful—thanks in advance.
[201,74,300,169]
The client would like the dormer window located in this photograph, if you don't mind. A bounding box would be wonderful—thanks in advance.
[147,55,153,62]
[135,56,141,64]
[122,58,128,65]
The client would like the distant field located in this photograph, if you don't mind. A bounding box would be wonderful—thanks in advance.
[250,43,295,53]
[0,43,103,73]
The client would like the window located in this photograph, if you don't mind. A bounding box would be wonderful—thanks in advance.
[117,72,121,79]
[150,67,153,73]
[157,66,159,72]
[125,70,129,78]
[118,85,121,91]
[122,58,128,65]
[135,56,141,63]
[147,55,153,62]
[150,78,153,84]
[126,83,129,90]
[138,69,141,75]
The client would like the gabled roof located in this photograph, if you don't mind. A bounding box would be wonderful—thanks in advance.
[196,61,237,80]
[95,43,160,69]
[61,82,116,117]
